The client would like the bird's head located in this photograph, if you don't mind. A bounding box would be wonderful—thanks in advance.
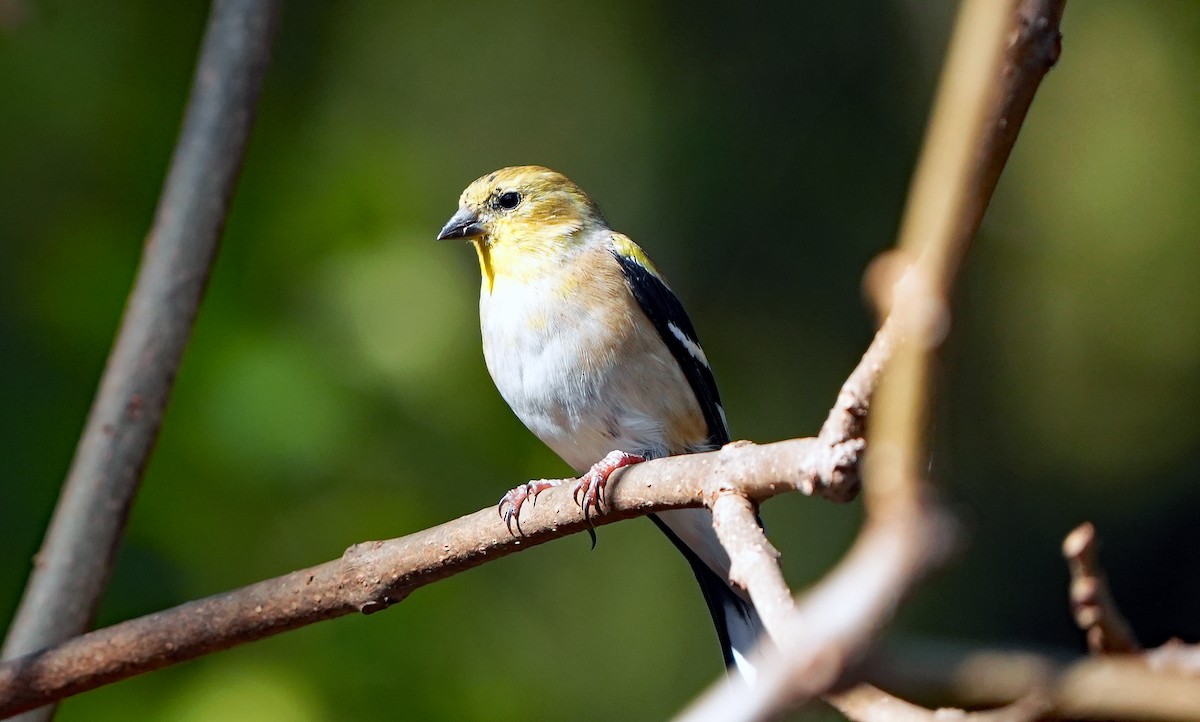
[437,166,608,287]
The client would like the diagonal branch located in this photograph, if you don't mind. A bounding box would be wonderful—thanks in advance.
[677,1,1066,720]
[0,435,857,718]
[2,1,280,719]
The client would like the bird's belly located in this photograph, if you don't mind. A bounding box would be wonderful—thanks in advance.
[480,286,669,471]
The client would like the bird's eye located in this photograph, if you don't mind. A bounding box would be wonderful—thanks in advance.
[496,191,522,210]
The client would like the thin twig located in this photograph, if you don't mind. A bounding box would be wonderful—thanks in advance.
[865,641,1200,721]
[818,316,896,452]
[1,2,280,719]
[812,316,895,502]
[1062,523,1141,654]
[711,493,794,636]
[827,683,1050,722]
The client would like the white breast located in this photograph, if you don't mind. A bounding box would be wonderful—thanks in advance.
[480,275,675,473]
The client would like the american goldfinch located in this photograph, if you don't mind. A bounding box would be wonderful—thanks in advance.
[438,165,763,681]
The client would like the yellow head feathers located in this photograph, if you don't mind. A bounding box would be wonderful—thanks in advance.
[437,166,610,288]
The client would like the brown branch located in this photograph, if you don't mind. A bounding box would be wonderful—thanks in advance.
[842,526,1200,720]
[1144,639,1200,678]
[811,317,894,502]
[1062,523,1141,654]
[825,684,950,722]
[818,316,895,454]
[711,492,794,637]
[3,4,280,721]
[865,641,1200,721]
[702,277,909,636]
[676,1,1066,720]
[827,683,1051,722]
[0,434,864,718]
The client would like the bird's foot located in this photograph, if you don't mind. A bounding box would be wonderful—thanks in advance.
[573,450,647,529]
[498,479,566,536]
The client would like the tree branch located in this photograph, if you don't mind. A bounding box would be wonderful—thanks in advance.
[711,492,793,636]
[1062,523,1141,654]
[676,1,1066,720]
[826,682,1051,722]
[3,10,281,722]
[865,641,1200,721]
[0,432,865,718]
[850,524,1200,720]
[1144,640,1200,678]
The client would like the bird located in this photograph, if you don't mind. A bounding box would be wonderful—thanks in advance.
[437,165,764,682]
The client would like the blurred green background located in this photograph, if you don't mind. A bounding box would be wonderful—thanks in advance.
[3,1,1199,719]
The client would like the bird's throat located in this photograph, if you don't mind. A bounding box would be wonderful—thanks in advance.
[472,238,495,293]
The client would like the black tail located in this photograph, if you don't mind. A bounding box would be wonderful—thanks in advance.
[649,513,763,681]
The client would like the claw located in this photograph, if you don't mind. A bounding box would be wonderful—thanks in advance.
[497,452,646,546]
[498,479,564,537]
[571,450,647,545]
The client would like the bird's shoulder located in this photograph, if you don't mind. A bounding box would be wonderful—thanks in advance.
[606,232,664,279]
[603,232,730,447]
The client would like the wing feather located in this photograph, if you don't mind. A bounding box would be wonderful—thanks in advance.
[609,235,730,448]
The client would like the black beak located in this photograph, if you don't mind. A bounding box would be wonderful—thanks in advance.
[437,208,486,241]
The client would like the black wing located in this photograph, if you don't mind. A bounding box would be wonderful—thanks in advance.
[611,248,730,448]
